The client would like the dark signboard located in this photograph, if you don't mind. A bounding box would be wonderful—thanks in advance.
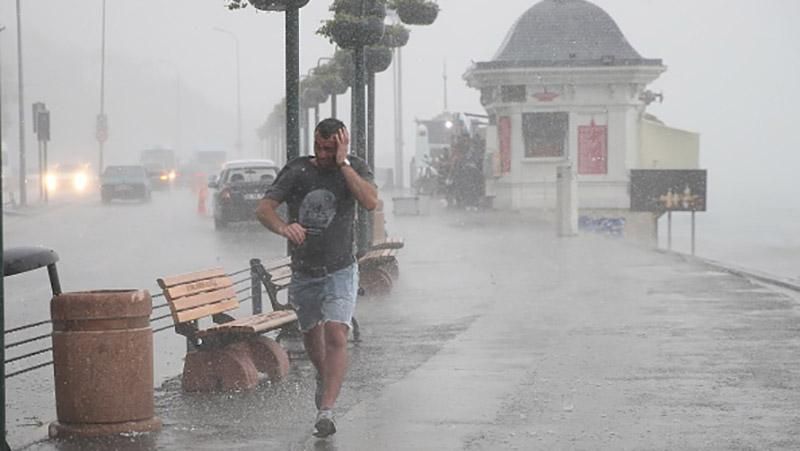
[630,169,707,212]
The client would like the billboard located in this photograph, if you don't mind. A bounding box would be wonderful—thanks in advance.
[578,121,607,175]
[630,169,707,212]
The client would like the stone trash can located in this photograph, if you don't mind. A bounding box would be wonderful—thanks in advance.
[48,290,161,439]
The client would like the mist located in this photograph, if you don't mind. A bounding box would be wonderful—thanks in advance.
[1,1,797,197]
[2,1,800,449]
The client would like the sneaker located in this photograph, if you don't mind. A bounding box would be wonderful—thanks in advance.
[314,372,324,410]
[313,409,337,438]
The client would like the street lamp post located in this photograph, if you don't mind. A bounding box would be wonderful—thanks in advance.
[97,0,107,177]
[315,57,334,118]
[1,22,12,451]
[393,46,404,189]
[213,27,243,157]
[285,8,300,163]
[15,0,27,207]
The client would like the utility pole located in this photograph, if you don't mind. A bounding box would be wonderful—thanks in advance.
[97,0,108,177]
[285,9,300,163]
[0,22,10,451]
[16,0,27,206]
[393,46,404,189]
[442,59,448,112]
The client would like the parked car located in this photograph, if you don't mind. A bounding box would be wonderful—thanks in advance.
[100,165,151,203]
[209,159,278,229]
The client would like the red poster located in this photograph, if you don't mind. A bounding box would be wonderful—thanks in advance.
[498,116,511,174]
[578,121,607,175]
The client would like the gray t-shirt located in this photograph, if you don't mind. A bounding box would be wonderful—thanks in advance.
[264,156,374,273]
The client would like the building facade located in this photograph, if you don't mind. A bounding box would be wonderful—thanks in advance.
[464,0,698,231]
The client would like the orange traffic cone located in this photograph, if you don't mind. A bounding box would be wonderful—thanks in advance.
[197,186,208,216]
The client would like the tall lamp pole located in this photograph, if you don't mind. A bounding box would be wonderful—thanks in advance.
[238,0,309,251]
[393,46,404,189]
[1,22,11,451]
[285,8,300,163]
[15,0,26,206]
[213,27,243,156]
[97,0,107,177]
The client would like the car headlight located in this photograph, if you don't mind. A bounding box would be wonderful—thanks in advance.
[168,170,177,181]
[73,172,89,192]
[45,173,58,192]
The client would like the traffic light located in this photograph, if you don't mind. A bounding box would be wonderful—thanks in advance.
[36,110,50,142]
[32,102,46,134]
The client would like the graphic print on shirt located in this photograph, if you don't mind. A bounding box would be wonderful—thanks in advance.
[298,189,337,236]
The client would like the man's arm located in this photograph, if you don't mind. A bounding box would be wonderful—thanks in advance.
[256,198,307,245]
[340,164,378,211]
[335,128,378,211]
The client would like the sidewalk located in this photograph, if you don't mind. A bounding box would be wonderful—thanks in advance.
[313,203,800,450]
[21,201,800,450]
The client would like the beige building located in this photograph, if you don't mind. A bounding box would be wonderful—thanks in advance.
[464,0,698,241]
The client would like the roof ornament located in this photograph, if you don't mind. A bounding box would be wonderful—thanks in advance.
[639,90,664,106]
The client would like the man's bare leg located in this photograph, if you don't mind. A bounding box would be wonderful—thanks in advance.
[304,324,326,374]
[319,322,349,409]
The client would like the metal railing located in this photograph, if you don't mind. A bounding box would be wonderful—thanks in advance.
[4,262,266,378]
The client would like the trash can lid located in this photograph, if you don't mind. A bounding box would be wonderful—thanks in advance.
[3,246,59,277]
[51,290,152,321]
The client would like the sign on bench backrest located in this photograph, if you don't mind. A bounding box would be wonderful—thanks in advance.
[157,268,240,325]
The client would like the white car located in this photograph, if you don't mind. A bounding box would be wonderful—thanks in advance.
[43,162,95,199]
[208,159,279,229]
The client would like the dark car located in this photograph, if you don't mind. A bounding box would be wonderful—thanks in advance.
[139,148,177,190]
[100,165,151,203]
[210,159,278,229]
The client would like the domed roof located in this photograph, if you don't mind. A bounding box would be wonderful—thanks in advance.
[486,0,660,68]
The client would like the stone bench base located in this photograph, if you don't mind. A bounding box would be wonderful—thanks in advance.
[182,337,289,392]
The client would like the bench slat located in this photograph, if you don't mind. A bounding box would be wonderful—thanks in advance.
[175,298,240,324]
[197,310,297,338]
[170,286,238,314]
[250,311,297,333]
[273,279,292,290]
[370,237,404,250]
[359,248,398,262]
[162,275,233,300]
[158,268,227,289]
[266,266,292,282]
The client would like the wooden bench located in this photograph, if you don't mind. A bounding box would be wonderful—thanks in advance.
[157,267,298,392]
[357,237,404,296]
[368,236,405,251]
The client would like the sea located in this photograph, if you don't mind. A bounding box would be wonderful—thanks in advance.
[658,201,799,281]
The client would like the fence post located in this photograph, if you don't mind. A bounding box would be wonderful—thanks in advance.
[250,259,263,315]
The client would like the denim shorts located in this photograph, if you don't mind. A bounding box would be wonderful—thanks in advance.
[288,263,358,332]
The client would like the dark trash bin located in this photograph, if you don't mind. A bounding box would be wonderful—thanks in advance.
[48,289,161,438]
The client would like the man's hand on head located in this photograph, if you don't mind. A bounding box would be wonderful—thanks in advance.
[335,127,350,167]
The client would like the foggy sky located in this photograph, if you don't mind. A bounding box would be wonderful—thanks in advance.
[1,0,798,204]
